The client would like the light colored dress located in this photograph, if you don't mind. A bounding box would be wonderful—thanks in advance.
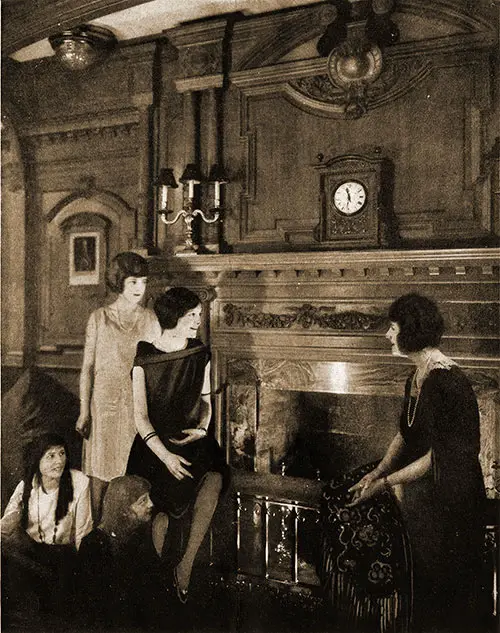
[82,305,159,482]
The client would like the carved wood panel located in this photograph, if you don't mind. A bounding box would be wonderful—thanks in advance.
[230,48,493,249]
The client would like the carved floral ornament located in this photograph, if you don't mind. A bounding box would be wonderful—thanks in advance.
[223,303,386,331]
[288,56,431,116]
[221,301,499,335]
[311,0,400,118]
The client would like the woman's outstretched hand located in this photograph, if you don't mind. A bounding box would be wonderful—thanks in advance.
[347,475,385,507]
[164,451,193,480]
[170,428,206,446]
[75,413,91,439]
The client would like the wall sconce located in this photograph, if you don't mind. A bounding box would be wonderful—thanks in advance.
[49,25,117,71]
[156,163,229,255]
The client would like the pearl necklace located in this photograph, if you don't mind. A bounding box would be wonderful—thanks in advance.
[407,353,433,428]
[37,486,58,544]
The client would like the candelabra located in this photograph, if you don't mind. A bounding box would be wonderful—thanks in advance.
[156,163,229,255]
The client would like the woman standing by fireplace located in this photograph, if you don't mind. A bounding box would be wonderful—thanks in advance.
[349,293,487,633]
[76,252,160,522]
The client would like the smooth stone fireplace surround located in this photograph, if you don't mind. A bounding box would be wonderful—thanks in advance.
[150,248,499,591]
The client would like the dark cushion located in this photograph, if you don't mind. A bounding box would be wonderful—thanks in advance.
[1,367,82,511]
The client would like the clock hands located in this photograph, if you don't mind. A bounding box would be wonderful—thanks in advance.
[334,182,366,214]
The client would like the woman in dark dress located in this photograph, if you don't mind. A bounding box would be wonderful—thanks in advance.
[127,287,228,603]
[349,293,487,633]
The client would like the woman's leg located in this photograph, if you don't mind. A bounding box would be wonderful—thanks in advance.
[152,512,169,558]
[175,472,222,593]
[89,477,108,525]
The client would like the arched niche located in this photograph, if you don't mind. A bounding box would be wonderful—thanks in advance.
[41,191,133,351]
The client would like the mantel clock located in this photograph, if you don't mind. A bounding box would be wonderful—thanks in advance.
[315,152,394,248]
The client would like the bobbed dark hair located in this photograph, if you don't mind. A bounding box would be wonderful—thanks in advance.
[21,433,73,530]
[154,287,201,330]
[388,293,445,353]
[106,251,149,294]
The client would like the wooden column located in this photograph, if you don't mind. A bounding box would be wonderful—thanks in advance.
[133,96,153,250]
[201,88,222,252]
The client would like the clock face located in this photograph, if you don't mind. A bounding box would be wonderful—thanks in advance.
[333,181,367,216]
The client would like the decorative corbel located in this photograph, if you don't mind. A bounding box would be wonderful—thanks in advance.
[327,23,383,118]
[318,0,399,118]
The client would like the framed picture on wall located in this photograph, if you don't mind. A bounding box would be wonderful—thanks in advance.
[69,231,100,285]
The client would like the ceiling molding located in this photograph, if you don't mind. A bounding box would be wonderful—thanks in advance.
[2,0,149,56]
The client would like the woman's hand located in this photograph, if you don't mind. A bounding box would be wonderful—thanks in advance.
[348,469,380,495]
[163,451,193,481]
[170,428,206,446]
[76,413,91,439]
[347,477,385,507]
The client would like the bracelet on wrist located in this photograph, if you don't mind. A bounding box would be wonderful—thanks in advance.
[143,431,158,443]
[198,427,208,435]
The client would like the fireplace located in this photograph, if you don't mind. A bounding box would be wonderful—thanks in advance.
[150,248,500,590]
[228,379,402,481]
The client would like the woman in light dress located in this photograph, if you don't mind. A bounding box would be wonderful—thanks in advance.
[76,251,160,521]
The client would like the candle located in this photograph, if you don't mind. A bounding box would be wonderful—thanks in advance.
[188,180,195,199]
[160,185,168,210]
[214,181,221,208]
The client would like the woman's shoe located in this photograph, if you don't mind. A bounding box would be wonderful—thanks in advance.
[173,567,188,604]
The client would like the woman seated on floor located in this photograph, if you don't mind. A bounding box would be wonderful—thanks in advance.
[1,432,92,625]
[78,474,170,630]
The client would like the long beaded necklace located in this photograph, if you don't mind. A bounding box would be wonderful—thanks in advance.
[407,354,433,428]
[37,486,58,544]
[114,306,140,332]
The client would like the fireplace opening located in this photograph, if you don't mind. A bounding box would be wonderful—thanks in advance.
[229,387,402,481]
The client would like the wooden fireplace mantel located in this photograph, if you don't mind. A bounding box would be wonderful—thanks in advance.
[148,247,500,368]
[149,247,500,276]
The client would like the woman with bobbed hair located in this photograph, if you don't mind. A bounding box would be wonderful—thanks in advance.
[349,293,487,632]
[76,251,160,521]
[127,287,229,603]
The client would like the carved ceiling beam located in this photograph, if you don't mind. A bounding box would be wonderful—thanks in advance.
[1,0,148,56]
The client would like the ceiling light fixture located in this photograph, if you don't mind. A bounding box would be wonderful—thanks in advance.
[49,25,117,71]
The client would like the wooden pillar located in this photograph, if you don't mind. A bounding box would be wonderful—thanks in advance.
[183,91,197,166]
[201,88,222,252]
[133,97,153,251]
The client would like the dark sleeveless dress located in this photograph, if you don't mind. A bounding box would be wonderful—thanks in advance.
[126,340,228,519]
[398,366,487,632]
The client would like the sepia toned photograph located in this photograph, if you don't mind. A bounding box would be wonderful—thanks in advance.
[69,232,100,286]
[1,1,499,633]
